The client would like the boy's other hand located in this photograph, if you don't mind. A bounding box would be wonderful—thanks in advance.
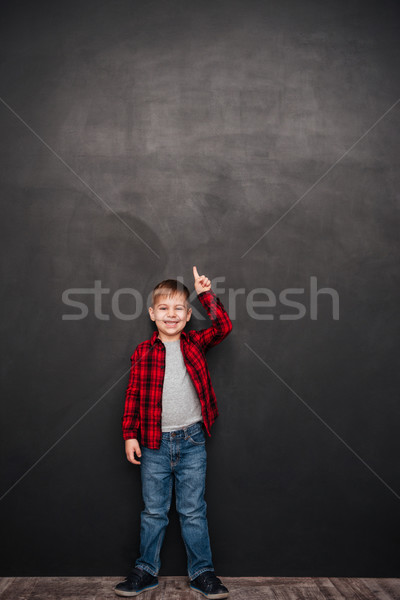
[193,266,212,294]
[125,439,142,465]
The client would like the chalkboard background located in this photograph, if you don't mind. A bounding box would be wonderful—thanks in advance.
[1,0,399,577]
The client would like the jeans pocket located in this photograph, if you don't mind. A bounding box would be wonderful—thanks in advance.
[187,428,205,446]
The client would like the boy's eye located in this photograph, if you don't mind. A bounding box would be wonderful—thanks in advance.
[159,306,184,310]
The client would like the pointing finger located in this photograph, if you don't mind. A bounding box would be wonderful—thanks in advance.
[193,266,199,279]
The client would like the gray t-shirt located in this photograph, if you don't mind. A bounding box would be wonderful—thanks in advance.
[161,340,203,432]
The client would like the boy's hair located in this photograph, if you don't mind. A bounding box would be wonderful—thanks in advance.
[151,279,190,309]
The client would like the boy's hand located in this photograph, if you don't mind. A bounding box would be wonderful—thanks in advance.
[125,439,142,465]
[193,266,212,295]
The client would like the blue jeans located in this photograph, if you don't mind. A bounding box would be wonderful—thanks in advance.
[135,421,215,581]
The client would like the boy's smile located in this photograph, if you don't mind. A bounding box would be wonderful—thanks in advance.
[148,293,192,342]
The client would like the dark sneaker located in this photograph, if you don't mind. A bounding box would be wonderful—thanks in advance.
[189,571,229,599]
[114,566,159,597]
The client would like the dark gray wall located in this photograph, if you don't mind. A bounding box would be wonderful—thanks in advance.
[1,0,399,577]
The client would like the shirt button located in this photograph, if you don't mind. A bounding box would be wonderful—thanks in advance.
[158,383,162,387]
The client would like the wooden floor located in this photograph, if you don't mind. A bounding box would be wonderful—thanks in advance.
[1,577,400,599]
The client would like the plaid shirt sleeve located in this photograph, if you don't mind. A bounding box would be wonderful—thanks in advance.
[121,345,142,440]
[192,289,233,352]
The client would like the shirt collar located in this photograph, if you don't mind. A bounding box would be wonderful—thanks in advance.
[150,329,187,346]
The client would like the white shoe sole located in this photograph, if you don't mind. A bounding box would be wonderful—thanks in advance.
[189,584,229,599]
[114,581,159,597]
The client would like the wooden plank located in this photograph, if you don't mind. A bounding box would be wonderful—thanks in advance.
[366,579,400,600]
[0,577,399,600]
[269,580,334,600]
[0,577,38,600]
[361,579,400,600]
[329,577,388,600]
[312,578,347,600]
[0,580,15,595]
[34,576,101,599]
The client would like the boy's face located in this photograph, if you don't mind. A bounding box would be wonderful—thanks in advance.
[148,292,192,342]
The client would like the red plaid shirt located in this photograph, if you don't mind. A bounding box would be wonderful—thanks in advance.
[121,289,233,449]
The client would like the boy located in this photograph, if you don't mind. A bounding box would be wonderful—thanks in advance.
[114,266,232,599]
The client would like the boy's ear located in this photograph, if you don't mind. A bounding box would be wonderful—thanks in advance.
[148,306,156,321]
[186,307,192,322]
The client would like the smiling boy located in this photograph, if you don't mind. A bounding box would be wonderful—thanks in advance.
[114,267,232,598]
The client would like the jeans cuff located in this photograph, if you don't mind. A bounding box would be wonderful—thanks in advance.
[190,567,215,581]
[135,564,158,577]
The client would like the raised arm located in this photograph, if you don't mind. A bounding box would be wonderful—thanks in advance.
[192,266,233,352]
